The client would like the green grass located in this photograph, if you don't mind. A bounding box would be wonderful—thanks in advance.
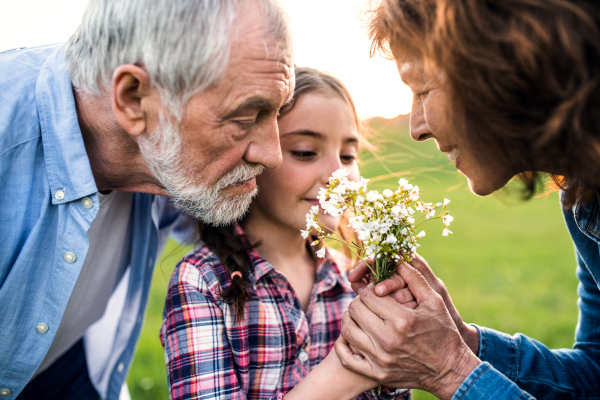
[127,118,579,400]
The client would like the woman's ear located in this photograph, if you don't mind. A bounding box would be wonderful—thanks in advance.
[111,64,156,137]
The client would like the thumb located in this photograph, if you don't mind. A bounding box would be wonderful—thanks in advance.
[397,262,437,305]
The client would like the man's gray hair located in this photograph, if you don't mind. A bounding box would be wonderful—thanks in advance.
[66,0,291,116]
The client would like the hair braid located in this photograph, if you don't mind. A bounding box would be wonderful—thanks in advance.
[199,223,253,324]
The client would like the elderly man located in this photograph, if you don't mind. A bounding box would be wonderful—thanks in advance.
[0,0,293,399]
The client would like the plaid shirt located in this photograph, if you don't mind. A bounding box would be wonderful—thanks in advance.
[161,225,411,400]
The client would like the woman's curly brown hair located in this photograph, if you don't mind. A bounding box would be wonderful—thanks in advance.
[368,0,600,206]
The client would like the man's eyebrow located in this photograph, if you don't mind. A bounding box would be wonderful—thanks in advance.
[223,97,276,119]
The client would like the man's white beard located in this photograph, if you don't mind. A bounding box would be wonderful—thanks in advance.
[138,114,264,226]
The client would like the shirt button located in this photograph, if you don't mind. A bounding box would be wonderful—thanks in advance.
[81,197,93,209]
[36,323,48,333]
[55,190,65,200]
[0,389,11,396]
[298,350,309,362]
[64,252,76,263]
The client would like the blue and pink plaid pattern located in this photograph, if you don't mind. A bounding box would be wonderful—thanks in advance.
[161,225,411,400]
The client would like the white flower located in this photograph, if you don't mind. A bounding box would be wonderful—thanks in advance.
[355,195,365,205]
[416,230,426,238]
[406,217,415,224]
[383,189,393,198]
[408,186,420,201]
[442,214,454,226]
[442,228,453,236]
[358,229,371,241]
[384,234,397,244]
[398,178,413,191]
[400,228,408,235]
[444,198,451,206]
[310,205,319,215]
[331,169,350,180]
[315,248,326,258]
[390,205,401,217]
[407,207,415,215]
[436,202,443,207]
[366,190,381,202]
[300,230,309,239]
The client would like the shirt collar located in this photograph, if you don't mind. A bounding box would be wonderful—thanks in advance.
[36,44,97,205]
[233,223,351,293]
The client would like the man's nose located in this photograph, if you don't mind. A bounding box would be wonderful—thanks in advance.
[244,118,283,169]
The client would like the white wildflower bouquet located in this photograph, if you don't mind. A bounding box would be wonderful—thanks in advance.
[302,169,454,284]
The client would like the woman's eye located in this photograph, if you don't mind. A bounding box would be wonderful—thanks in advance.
[291,151,316,160]
[414,91,429,101]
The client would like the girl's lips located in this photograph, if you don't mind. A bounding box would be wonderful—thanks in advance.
[304,199,320,206]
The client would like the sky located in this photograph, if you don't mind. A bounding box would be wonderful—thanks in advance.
[0,0,413,119]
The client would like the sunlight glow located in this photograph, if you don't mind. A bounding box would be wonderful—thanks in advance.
[0,0,413,119]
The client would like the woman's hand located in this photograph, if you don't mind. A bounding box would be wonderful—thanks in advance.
[348,259,418,309]
[348,254,479,354]
[337,261,482,400]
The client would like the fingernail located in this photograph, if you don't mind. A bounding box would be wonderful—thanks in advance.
[357,287,364,295]
[376,286,386,295]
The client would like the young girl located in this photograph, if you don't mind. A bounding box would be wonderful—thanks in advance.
[161,67,411,400]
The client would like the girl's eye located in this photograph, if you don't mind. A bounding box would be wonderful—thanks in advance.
[291,151,317,160]
[341,155,357,163]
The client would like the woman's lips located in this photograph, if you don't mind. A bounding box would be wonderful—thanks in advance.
[446,148,461,161]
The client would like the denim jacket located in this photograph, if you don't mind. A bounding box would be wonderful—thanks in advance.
[452,192,600,400]
[0,44,192,400]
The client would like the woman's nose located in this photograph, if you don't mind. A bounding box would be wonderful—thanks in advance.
[409,101,432,142]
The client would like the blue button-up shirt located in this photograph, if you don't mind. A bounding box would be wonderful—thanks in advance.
[453,192,600,400]
[0,44,190,399]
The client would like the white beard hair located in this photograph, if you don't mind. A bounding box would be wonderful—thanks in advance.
[137,112,264,226]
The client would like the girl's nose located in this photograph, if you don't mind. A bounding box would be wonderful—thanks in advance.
[322,156,344,184]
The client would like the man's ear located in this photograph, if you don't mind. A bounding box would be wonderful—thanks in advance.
[111,65,155,137]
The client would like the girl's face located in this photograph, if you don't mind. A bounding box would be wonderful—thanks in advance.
[252,92,360,235]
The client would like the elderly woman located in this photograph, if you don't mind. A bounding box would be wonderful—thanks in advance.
[336,1,600,399]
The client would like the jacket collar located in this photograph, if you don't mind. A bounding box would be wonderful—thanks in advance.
[36,44,97,205]
[572,189,600,245]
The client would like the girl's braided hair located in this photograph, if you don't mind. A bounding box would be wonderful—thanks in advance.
[199,66,365,323]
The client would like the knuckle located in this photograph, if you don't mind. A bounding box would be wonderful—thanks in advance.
[435,278,448,292]
[339,356,351,369]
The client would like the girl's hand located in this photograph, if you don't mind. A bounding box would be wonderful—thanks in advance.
[283,347,377,400]
[336,262,481,400]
